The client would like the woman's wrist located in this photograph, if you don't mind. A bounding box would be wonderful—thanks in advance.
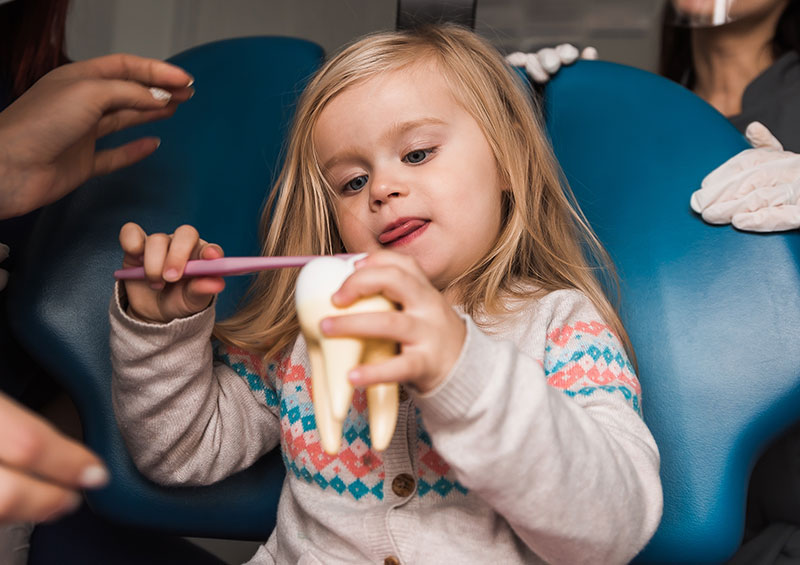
[0,144,31,220]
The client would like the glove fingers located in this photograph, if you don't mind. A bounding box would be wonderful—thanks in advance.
[744,121,784,151]
[505,51,527,67]
[702,183,799,223]
[701,147,792,188]
[536,47,561,74]
[693,167,761,212]
[524,53,550,83]
[580,46,598,60]
[555,43,579,65]
[696,155,800,210]
[732,204,800,232]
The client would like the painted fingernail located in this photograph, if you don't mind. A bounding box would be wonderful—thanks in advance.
[80,464,110,489]
[186,76,195,87]
[149,87,172,102]
[164,268,179,282]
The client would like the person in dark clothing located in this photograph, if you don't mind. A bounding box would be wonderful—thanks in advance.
[660,0,800,151]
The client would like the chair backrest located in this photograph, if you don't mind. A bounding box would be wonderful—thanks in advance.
[544,60,800,563]
[8,36,324,540]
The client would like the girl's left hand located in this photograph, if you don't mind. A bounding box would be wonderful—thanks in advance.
[321,250,466,394]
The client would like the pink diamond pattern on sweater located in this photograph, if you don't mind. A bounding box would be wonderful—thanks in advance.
[544,322,642,415]
[217,342,468,500]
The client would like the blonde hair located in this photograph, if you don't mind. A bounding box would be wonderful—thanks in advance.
[215,24,635,366]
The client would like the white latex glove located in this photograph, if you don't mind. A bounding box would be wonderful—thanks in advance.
[690,122,800,231]
[506,44,598,84]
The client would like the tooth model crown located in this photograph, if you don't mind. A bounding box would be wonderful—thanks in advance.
[295,256,399,454]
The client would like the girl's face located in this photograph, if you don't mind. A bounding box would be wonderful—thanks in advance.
[672,0,786,21]
[313,63,504,291]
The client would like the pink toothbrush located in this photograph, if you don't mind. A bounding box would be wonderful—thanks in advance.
[114,255,355,280]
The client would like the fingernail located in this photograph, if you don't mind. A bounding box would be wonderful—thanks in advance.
[188,87,195,99]
[186,76,195,87]
[320,318,333,334]
[164,268,179,282]
[154,138,162,149]
[80,464,110,489]
[349,252,368,268]
[348,369,362,385]
[150,281,164,291]
[149,87,172,102]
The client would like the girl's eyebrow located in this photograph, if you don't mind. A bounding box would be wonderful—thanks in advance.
[384,117,447,140]
[323,117,447,170]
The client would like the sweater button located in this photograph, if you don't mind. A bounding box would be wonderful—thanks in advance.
[384,557,401,565]
[391,473,415,497]
[398,385,409,402]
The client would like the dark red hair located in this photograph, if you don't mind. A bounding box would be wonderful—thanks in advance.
[0,0,71,101]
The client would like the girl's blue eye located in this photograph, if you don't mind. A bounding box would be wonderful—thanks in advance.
[403,148,432,164]
[344,175,368,192]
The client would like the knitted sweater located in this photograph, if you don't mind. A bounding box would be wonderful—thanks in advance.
[110,285,662,565]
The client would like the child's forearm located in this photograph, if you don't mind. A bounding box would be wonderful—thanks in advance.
[109,284,280,485]
[414,319,662,565]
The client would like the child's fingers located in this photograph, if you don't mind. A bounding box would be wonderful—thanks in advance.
[142,233,171,288]
[348,353,422,388]
[334,261,428,309]
[163,225,200,282]
[119,222,148,266]
[183,277,226,312]
[321,310,412,344]
[199,243,224,260]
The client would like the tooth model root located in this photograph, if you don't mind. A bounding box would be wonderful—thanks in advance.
[295,257,400,456]
[320,337,361,421]
[307,341,344,454]
[363,339,399,451]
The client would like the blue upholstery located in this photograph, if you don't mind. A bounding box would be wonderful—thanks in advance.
[544,61,800,563]
[8,36,324,539]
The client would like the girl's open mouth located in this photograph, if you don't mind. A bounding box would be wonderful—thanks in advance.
[378,219,429,246]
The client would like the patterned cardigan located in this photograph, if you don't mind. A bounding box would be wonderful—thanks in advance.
[110,285,662,565]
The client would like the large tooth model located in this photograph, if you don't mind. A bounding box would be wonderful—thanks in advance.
[295,256,399,454]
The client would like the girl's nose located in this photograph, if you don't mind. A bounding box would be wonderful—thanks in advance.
[369,174,406,208]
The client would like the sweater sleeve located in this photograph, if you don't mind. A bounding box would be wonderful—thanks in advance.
[109,283,282,486]
[412,290,662,565]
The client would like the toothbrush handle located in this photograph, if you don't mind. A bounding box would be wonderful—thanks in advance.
[114,255,353,280]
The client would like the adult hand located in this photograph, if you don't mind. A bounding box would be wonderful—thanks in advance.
[506,44,598,84]
[690,122,800,231]
[0,392,109,524]
[0,53,194,220]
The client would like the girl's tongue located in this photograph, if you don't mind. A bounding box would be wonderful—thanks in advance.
[379,219,427,244]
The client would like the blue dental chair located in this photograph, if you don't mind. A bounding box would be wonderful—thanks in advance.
[544,61,800,563]
[8,36,324,540]
[8,32,800,565]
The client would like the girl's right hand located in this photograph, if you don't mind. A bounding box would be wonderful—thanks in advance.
[118,222,226,323]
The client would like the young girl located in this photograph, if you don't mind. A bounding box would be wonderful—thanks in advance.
[110,25,662,564]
